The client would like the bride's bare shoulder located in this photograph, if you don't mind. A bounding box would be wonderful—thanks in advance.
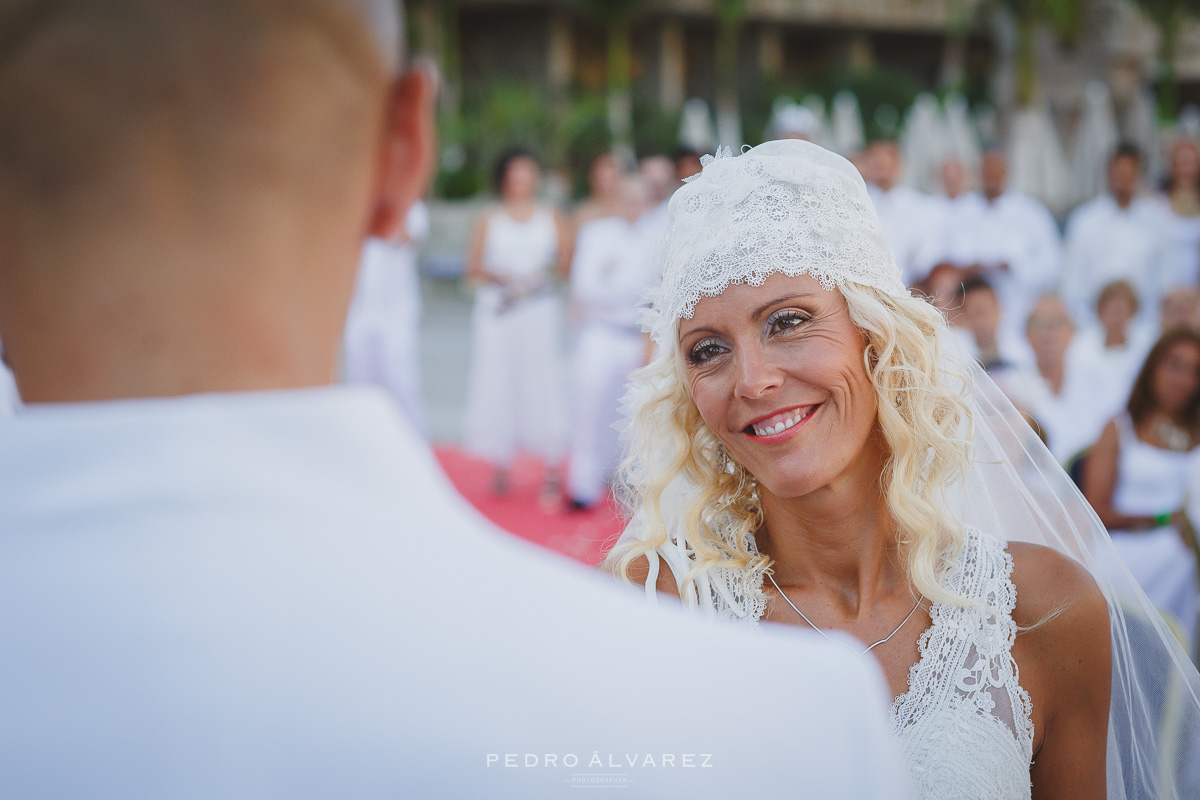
[1005,541,1108,633]
[601,551,681,599]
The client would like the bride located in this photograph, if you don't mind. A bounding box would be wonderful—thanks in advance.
[606,140,1200,799]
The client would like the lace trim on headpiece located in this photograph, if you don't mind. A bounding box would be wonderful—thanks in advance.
[644,139,907,344]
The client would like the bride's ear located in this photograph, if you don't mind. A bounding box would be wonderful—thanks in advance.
[368,61,438,240]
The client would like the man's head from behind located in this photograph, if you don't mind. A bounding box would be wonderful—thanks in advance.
[0,0,435,402]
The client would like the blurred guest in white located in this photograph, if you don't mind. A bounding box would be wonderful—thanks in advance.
[914,160,971,308]
[930,151,1060,344]
[0,352,17,417]
[1087,331,1200,651]
[573,151,621,226]
[566,176,657,510]
[954,276,1033,373]
[343,200,429,432]
[638,153,676,236]
[1071,281,1153,418]
[1061,144,1172,327]
[0,2,907,798]
[767,102,821,142]
[864,140,937,286]
[1162,286,1200,334]
[463,149,570,501]
[999,295,1108,464]
[1163,138,1200,288]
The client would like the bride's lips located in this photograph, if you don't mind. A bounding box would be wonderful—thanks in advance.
[741,403,822,444]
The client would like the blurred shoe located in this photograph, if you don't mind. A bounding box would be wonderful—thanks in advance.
[492,467,509,497]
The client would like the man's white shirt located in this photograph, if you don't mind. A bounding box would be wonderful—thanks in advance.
[1061,194,1173,325]
[0,387,906,799]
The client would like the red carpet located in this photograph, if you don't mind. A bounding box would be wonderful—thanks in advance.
[433,447,624,566]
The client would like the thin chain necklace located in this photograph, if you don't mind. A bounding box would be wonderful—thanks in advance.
[765,572,924,657]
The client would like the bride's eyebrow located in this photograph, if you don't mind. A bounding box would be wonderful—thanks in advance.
[751,293,817,321]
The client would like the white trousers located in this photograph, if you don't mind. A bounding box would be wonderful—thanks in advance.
[567,323,644,504]
[463,289,567,466]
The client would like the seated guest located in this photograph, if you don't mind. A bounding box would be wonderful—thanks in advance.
[0,2,904,797]
[1071,280,1153,418]
[997,295,1109,464]
[955,276,1033,373]
[1087,330,1200,651]
[1162,286,1200,334]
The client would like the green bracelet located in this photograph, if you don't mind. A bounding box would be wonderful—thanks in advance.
[1153,512,1172,528]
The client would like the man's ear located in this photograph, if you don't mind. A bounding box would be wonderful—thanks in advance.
[369,61,438,240]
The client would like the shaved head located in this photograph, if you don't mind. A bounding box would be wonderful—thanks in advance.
[0,0,401,238]
[0,0,436,402]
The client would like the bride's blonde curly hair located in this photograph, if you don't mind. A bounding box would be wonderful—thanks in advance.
[605,280,976,610]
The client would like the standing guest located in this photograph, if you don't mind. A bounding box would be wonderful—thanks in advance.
[1061,143,1172,327]
[1161,286,1200,334]
[930,151,1060,344]
[1163,138,1200,288]
[1086,330,1200,650]
[999,295,1109,464]
[0,2,907,798]
[573,151,621,226]
[638,153,676,235]
[916,159,974,297]
[566,176,657,510]
[463,149,570,501]
[864,139,938,286]
[343,200,429,432]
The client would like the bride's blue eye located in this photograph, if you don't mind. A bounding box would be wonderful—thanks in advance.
[688,338,727,365]
[767,309,810,333]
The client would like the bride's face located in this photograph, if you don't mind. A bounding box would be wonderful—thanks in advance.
[678,273,880,499]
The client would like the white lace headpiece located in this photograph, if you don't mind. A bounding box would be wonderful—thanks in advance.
[647,139,907,344]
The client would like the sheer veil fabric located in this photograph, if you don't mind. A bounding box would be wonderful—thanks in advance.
[615,140,1200,798]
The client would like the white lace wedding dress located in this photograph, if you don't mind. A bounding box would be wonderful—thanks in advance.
[646,527,1033,800]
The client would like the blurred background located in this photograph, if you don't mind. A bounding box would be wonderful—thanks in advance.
[333,0,1200,571]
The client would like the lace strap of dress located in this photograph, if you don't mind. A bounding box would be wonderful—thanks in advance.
[892,529,1034,756]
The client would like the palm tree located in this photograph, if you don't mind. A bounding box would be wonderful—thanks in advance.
[714,0,747,146]
[572,0,642,157]
[989,0,1088,107]
[1133,0,1200,119]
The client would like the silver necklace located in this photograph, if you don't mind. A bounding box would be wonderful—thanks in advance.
[765,572,924,656]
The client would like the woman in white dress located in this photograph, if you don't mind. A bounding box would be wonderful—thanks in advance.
[605,141,1200,799]
[463,149,571,499]
[1084,329,1200,650]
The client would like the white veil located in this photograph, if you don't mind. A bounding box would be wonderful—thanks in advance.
[954,359,1200,798]
[614,140,1200,798]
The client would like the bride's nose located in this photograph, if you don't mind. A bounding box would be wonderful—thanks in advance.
[733,343,784,400]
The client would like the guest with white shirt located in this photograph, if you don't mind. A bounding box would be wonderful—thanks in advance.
[1061,143,1173,327]
[1162,286,1200,334]
[1071,280,1154,418]
[932,151,1061,343]
[955,276,1034,373]
[566,176,658,509]
[0,2,905,797]
[865,140,938,286]
[343,200,430,432]
[998,295,1109,464]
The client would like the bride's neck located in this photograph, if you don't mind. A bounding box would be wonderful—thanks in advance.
[755,438,903,614]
